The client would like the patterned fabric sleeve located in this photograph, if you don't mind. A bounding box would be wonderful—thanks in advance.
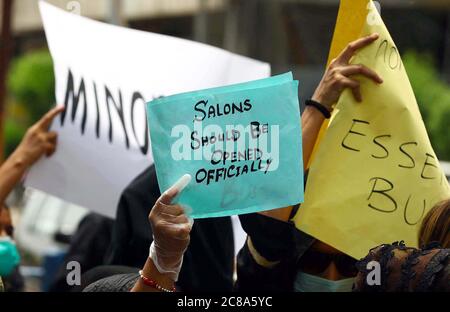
[354,241,449,292]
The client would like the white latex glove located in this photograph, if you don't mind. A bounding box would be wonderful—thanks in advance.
[148,174,193,281]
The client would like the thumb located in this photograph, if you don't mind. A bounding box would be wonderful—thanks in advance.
[159,174,192,205]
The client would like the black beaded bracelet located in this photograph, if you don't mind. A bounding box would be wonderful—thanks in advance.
[305,99,331,119]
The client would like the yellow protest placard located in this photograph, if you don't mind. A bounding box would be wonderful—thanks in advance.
[294,0,450,259]
[306,0,368,168]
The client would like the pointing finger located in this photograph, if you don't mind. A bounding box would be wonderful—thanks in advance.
[38,106,65,130]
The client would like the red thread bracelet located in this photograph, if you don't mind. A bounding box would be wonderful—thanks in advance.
[138,270,176,292]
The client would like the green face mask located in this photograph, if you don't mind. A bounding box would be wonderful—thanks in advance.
[294,271,355,292]
[0,237,20,276]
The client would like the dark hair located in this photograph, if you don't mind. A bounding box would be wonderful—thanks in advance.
[419,199,450,249]
[354,242,449,292]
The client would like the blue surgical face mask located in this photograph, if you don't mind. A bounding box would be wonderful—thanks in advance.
[0,237,20,276]
[294,271,355,292]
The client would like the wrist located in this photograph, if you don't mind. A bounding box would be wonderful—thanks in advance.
[149,241,183,281]
[142,259,176,290]
[311,93,333,112]
[305,99,331,119]
[132,257,176,292]
[7,150,30,172]
[138,270,175,292]
[304,105,325,121]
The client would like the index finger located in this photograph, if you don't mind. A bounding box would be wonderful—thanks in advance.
[38,106,65,129]
[336,33,379,65]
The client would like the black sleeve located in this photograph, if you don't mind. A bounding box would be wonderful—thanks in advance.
[105,165,235,292]
[104,167,157,268]
[179,217,235,292]
[235,213,314,291]
[49,213,114,292]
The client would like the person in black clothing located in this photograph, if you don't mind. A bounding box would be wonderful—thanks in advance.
[84,165,234,292]
[85,33,383,293]
[50,165,233,292]
[48,213,114,292]
[235,33,385,292]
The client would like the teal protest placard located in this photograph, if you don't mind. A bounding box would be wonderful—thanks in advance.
[146,73,304,218]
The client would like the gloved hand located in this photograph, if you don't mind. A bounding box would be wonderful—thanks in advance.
[148,174,193,281]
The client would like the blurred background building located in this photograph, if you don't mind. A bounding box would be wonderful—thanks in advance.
[1,0,450,291]
[2,0,450,158]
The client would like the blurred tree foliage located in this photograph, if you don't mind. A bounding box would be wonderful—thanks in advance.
[2,49,449,161]
[8,50,55,121]
[4,50,54,156]
[403,51,450,161]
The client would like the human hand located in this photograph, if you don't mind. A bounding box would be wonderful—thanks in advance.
[148,174,193,281]
[13,106,64,167]
[312,33,383,110]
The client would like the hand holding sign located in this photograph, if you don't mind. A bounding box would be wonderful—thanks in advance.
[26,2,270,219]
[149,174,193,281]
[295,0,450,259]
[147,73,304,218]
[312,33,383,109]
[257,34,384,223]
[13,106,65,167]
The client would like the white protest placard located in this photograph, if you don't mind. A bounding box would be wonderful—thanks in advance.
[25,1,270,218]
